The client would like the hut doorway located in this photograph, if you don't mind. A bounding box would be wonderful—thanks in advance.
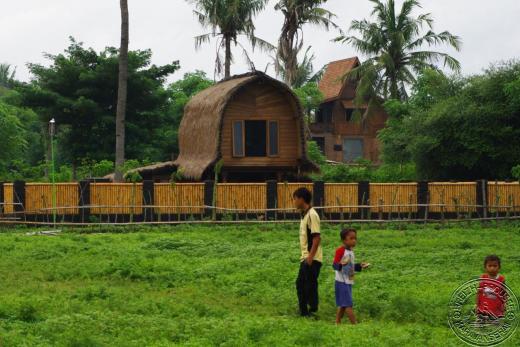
[245,120,267,157]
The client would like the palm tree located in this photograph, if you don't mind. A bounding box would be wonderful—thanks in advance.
[114,0,129,182]
[336,0,461,105]
[274,0,336,87]
[274,46,323,88]
[0,63,16,88]
[189,0,273,79]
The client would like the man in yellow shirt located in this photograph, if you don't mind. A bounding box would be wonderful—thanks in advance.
[293,187,322,316]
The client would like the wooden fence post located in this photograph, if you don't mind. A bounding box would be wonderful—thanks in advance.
[79,180,90,223]
[143,180,154,222]
[358,181,369,219]
[204,180,214,219]
[476,179,488,218]
[266,180,277,221]
[417,181,428,219]
[13,181,25,216]
[313,181,324,217]
[0,182,3,215]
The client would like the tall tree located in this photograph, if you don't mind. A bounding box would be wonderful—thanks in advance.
[274,0,336,87]
[189,0,273,78]
[379,63,520,180]
[115,0,129,182]
[336,0,461,107]
[275,46,323,89]
[21,39,179,174]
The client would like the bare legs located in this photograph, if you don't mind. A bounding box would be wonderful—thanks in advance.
[336,307,356,325]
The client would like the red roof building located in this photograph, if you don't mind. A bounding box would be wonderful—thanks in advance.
[310,57,388,164]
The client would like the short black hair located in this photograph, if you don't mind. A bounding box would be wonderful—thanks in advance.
[484,254,501,267]
[293,187,312,205]
[340,228,357,240]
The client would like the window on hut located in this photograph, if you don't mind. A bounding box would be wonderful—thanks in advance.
[232,121,244,157]
[268,121,279,156]
[233,120,279,157]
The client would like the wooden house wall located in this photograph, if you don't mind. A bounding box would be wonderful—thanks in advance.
[220,81,302,168]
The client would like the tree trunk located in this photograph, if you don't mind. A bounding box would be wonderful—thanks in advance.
[114,0,129,182]
[224,35,231,79]
[278,20,298,87]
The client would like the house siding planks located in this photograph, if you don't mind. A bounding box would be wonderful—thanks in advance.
[220,82,302,168]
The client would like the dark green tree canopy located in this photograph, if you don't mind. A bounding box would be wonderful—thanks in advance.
[18,38,180,165]
[379,63,520,180]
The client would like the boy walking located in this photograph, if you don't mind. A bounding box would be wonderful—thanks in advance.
[333,228,370,324]
[293,187,322,317]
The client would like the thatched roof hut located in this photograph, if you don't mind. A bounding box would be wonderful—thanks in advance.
[124,71,317,182]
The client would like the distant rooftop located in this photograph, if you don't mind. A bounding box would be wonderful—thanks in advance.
[318,57,359,101]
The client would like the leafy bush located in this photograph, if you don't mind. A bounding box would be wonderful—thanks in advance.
[512,165,520,180]
[380,64,520,180]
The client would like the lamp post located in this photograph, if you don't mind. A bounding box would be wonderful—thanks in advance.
[306,96,312,118]
[49,118,56,229]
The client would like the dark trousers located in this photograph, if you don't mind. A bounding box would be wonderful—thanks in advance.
[296,260,322,315]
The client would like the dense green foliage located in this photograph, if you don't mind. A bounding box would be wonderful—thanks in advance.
[0,45,215,182]
[513,165,520,181]
[0,224,519,346]
[307,141,416,182]
[294,82,323,116]
[380,64,520,180]
[335,0,460,109]
[18,38,179,169]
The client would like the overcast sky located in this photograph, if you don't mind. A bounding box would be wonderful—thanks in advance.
[2,0,519,83]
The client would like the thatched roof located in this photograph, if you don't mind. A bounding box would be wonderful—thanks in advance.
[173,70,316,180]
[109,71,317,181]
[104,161,177,181]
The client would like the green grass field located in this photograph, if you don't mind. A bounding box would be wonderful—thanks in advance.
[0,223,519,346]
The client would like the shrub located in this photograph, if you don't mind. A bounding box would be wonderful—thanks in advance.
[512,165,520,180]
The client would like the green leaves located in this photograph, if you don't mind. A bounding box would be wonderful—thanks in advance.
[18,38,180,167]
[380,63,520,180]
[189,0,272,77]
[337,0,461,102]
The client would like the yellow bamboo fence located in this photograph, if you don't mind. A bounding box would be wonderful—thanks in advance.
[25,183,79,214]
[324,183,358,213]
[3,183,13,214]
[487,181,520,212]
[216,183,266,212]
[90,183,143,214]
[277,183,313,210]
[154,183,204,214]
[370,183,418,213]
[428,182,477,213]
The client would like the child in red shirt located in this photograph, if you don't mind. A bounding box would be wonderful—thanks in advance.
[476,255,507,321]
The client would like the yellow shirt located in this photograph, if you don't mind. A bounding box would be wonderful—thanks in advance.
[299,207,322,263]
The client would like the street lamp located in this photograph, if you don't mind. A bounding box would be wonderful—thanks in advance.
[49,118,57,229]
[306,96,312,117]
